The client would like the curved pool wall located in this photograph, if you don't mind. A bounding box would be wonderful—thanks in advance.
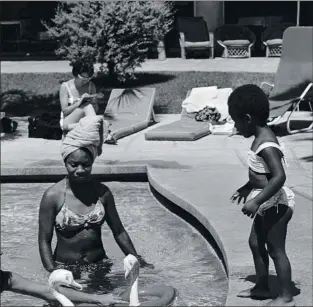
[1,165,229,297]
[149,183,228,276]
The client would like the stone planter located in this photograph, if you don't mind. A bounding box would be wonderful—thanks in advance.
[157,40,166,61]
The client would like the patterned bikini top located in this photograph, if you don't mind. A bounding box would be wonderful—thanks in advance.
[55,179,106,232]
[247,141,288,174]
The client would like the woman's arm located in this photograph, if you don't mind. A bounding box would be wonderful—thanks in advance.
[252,147,286,205]
[38,189,58,272]
[6,271,122,305]
[59,83,81,117]
[104,187,154,268]
[105,189,138,256]
[5,271,55,301]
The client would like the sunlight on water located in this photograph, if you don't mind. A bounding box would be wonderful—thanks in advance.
[1,182,228,306]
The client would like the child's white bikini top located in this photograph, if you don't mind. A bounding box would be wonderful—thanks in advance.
[247,141,288,174]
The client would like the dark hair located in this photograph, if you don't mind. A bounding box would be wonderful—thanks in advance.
[71,61,94,78]
[228,84,269,125]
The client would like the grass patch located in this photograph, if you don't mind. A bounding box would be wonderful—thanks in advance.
[1,71,275,116]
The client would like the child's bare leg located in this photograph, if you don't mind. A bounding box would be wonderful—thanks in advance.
[264,205,294,306]
[237,215,271,299]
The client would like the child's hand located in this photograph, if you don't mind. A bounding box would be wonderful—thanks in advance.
[230,186,251,205]
[242,199,260,218]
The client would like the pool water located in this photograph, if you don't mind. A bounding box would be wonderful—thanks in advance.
[1,182,228,306]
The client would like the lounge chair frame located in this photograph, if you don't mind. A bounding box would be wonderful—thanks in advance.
[217,40,254,58]
[215,24,256,58]
[177,17,214,59]
[263,41,282,58]
[261,82,313,134]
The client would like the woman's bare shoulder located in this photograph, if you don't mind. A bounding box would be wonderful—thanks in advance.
[42,179,65,201]
[93,180,110,195]
[92,180,112,202]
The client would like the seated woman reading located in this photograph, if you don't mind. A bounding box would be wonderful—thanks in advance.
[60,60,116,144]
[38,116,152,276]
[59,61,99,133]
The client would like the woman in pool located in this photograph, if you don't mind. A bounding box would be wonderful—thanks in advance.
[228,85,295,307]
[38,116,153,276]
[59,61,99,133]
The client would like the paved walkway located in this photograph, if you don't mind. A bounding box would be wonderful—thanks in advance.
[1,114,312,306]
[1,57,280,74]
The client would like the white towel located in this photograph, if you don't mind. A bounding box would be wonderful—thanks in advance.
[61,115,103,161]
[182,86,233,120]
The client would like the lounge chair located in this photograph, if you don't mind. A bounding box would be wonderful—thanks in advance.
[260,27,313,134]
[103,88,156,141]
[177,17,214,59]
[145,108,212,141]
[215,24,256,58]
[261,23,294,57]
[145,91,212,141]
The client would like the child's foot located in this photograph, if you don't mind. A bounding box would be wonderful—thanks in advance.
[237,286,272,299]
[265,297,295,306]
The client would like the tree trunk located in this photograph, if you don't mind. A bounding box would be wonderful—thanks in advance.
[107,61,115,78]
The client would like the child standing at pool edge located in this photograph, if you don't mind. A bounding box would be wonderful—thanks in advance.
[228,85,295,307]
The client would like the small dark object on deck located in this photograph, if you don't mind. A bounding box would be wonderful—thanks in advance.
[28,113,63,140]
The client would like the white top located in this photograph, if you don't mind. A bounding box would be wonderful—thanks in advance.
[59,80,92,128]
[247,141,288,173]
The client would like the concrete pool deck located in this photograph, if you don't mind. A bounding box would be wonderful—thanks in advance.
[1,114,312,306]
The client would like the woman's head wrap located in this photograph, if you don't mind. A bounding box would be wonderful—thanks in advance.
[61,115,103,161]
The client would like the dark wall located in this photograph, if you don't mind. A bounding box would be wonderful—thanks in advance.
[0,1,58,22]
[225,1,298,24]
[299,1,313,26]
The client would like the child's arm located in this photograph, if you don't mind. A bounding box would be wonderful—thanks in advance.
[252,147,286,205]
[238,181,253,191]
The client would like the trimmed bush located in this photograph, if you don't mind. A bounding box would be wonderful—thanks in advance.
[43,1,175,82]
[1,71,275,116]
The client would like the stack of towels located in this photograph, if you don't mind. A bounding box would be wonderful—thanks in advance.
[182,86,235,135]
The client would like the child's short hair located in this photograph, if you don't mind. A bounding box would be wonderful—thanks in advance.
[228,84,269,125]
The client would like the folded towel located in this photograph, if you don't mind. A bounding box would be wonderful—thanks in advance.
[182,86,233,120]
[61,115,103,161]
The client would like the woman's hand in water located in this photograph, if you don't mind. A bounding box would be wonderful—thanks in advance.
[241,199,260,218]
[96,293,126,306]
[137,255,154,269]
